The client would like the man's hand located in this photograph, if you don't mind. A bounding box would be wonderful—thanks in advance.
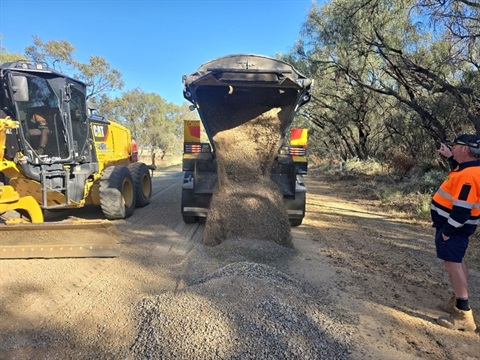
[442,233,450,241]
[438,143,453,158]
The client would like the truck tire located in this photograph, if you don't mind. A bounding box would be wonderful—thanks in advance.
[128,162,152,207]
[182,215,198,224]
[289,218,303,227]
[99,166,136,219]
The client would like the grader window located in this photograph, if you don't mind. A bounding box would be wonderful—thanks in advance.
[69,85,89,157]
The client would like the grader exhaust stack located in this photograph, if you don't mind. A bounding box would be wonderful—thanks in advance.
[181,54,312,232]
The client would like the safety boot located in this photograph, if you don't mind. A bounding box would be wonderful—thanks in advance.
[439,294,456,313]
[437,307,476,332]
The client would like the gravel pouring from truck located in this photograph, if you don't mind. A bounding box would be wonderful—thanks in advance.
[181,54,312,226]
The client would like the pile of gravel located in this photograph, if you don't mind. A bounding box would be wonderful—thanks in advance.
[131,262,353,359]
[181,237,297,286]
[204,108,291,247]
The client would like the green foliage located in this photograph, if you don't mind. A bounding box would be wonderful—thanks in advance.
[310,157,445,220]
[345,158,384,175]
[76,56,124,99]
[24,36,76,73]
[24,36,123,100]
[0,34,26,63]
[290,0,480,167]
[99,89,195,158]
[0,52,26,64]
[420,169,446,193]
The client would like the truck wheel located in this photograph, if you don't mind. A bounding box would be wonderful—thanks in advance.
[100,166,136,219]
[182,215,198,224]
[128,162,152,207]
[289,218,303,227]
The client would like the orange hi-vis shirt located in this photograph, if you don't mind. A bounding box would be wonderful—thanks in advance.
[431,160,480,237]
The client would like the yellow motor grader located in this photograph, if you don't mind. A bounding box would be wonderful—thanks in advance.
[0,61,152,259]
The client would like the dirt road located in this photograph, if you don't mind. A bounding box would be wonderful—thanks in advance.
[1,166,480,359]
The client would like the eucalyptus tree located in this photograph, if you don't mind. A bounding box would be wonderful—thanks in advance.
[99,89,188,158]
[142,100,192,160]
[287,1,413,160]
[0,35,26,64]
[298,67,389,160]
[296,0,479,161]
[416,0,480,132]
[418,0,479,44]
[24,36,123,100]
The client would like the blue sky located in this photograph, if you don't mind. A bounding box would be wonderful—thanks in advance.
[0,0,317,105]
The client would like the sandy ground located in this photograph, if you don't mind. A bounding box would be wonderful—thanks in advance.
[303,178,480,359]
[1,165,480,359]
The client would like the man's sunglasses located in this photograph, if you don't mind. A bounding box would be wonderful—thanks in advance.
[449,140,480,148]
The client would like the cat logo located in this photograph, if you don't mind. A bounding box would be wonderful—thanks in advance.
[92,124,109,142]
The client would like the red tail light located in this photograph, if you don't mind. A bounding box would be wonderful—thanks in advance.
[131,139,138,162]
[289,146,306,156]
[184,142,211,154]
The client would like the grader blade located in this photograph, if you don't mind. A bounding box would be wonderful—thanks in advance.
[0,220,120,259]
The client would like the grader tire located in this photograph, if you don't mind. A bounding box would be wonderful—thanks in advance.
[99,166,136,219]
[128,162,152,208]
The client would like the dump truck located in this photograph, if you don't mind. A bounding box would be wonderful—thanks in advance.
[181,54,312,226]
[0,61,152,258]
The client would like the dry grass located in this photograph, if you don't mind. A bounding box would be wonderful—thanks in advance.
[308,159,438,222]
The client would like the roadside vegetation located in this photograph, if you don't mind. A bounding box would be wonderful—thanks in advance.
[309,156,446,222]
